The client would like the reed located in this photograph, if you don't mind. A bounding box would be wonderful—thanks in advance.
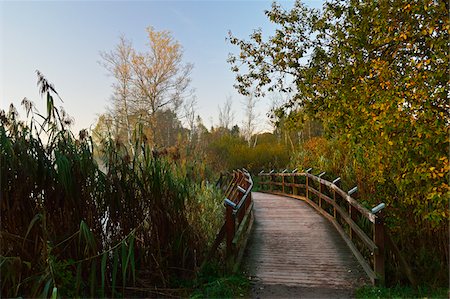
[1,72,223,297]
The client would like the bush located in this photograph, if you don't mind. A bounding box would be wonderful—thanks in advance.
[290,137,449,287]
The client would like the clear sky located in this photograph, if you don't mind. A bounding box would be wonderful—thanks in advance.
[1,0,324,134]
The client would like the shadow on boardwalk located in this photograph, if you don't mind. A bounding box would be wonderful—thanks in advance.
[242,192,369,298]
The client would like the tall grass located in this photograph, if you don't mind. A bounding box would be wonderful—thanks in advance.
[1,72,224,297]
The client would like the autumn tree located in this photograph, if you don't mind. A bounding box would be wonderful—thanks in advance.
[229,0,449,286]
[100,27,193,148]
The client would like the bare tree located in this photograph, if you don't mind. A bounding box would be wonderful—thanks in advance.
[100,36,134,150]
[218,95,234,130]
[242,93,259,147]
[182,96,197,141]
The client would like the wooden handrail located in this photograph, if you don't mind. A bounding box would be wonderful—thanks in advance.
[205,169,254,271]
[258,170,385,285]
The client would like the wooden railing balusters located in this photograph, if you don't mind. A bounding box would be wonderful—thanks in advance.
[306,175,309,200]
[333,188,337,219]
[206,169,254,272]
[374,211,385,285]
[225,204,235,257]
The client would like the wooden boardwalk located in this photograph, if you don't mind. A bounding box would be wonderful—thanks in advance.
[244,192,368,298]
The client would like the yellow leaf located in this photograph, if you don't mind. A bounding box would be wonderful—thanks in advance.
[388,141,393,146]
[430,167,436,171]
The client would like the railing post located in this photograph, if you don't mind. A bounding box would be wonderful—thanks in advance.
[332,177,340,219]
[374,211,385,285]
[333,189,337,218]
[317,172,325,209]
[270,171,274,192]
[305,168,312,199]
[349,205,358,240]
[282,175,285,194]
[306,175,309,199]
[319,181,322,209]
[292,175,298,195]
[348,186,358,240]
[226,204,235,258]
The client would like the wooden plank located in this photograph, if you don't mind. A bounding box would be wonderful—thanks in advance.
[260,188,377,254]
[302,195,378,284]
[255,191,376,284]
[226,205,235,257]
[244,192,369,292]
[233,202,254,246]
[233,210,254,273]
[374,211,385,285]
[284,183,306,188]
[259,173,375,222]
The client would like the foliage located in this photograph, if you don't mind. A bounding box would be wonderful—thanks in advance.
[190,262,250,299]
[228,0,449,286]
[205,130,290,174]
[355,285,448,299]
[99,27,194,148]
[0,72,224,297]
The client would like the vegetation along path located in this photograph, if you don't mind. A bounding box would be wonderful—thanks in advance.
[244,192,368,298]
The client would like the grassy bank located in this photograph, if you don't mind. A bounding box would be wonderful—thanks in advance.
[356,285,449,299]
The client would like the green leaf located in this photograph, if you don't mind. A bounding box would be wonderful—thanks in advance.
[128,235,135,285]
[41,278,52,299]
[51,287,58,299]
[79,220,95,256]
[121,241,127,290]
[90,260,97,298]
[112,248,118,298]
[47,93,54,121]
[23,214,42,248]
[101,252,107,298]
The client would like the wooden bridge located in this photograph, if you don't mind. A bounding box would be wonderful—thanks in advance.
[210,169,387,298]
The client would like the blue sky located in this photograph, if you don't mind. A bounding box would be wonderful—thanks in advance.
[1,0,324,134]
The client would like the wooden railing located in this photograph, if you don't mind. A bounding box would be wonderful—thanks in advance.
[206,169,254,271]
[258,169,386,285]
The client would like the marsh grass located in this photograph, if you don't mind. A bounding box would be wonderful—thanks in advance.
[189,262,250,299]
[355,285,449,299]
[1,71,224,297]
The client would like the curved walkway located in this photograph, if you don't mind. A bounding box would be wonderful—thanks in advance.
[244,192,368,298]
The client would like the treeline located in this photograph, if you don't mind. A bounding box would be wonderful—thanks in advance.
[93,27,294,175]
[229,0,448,288]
